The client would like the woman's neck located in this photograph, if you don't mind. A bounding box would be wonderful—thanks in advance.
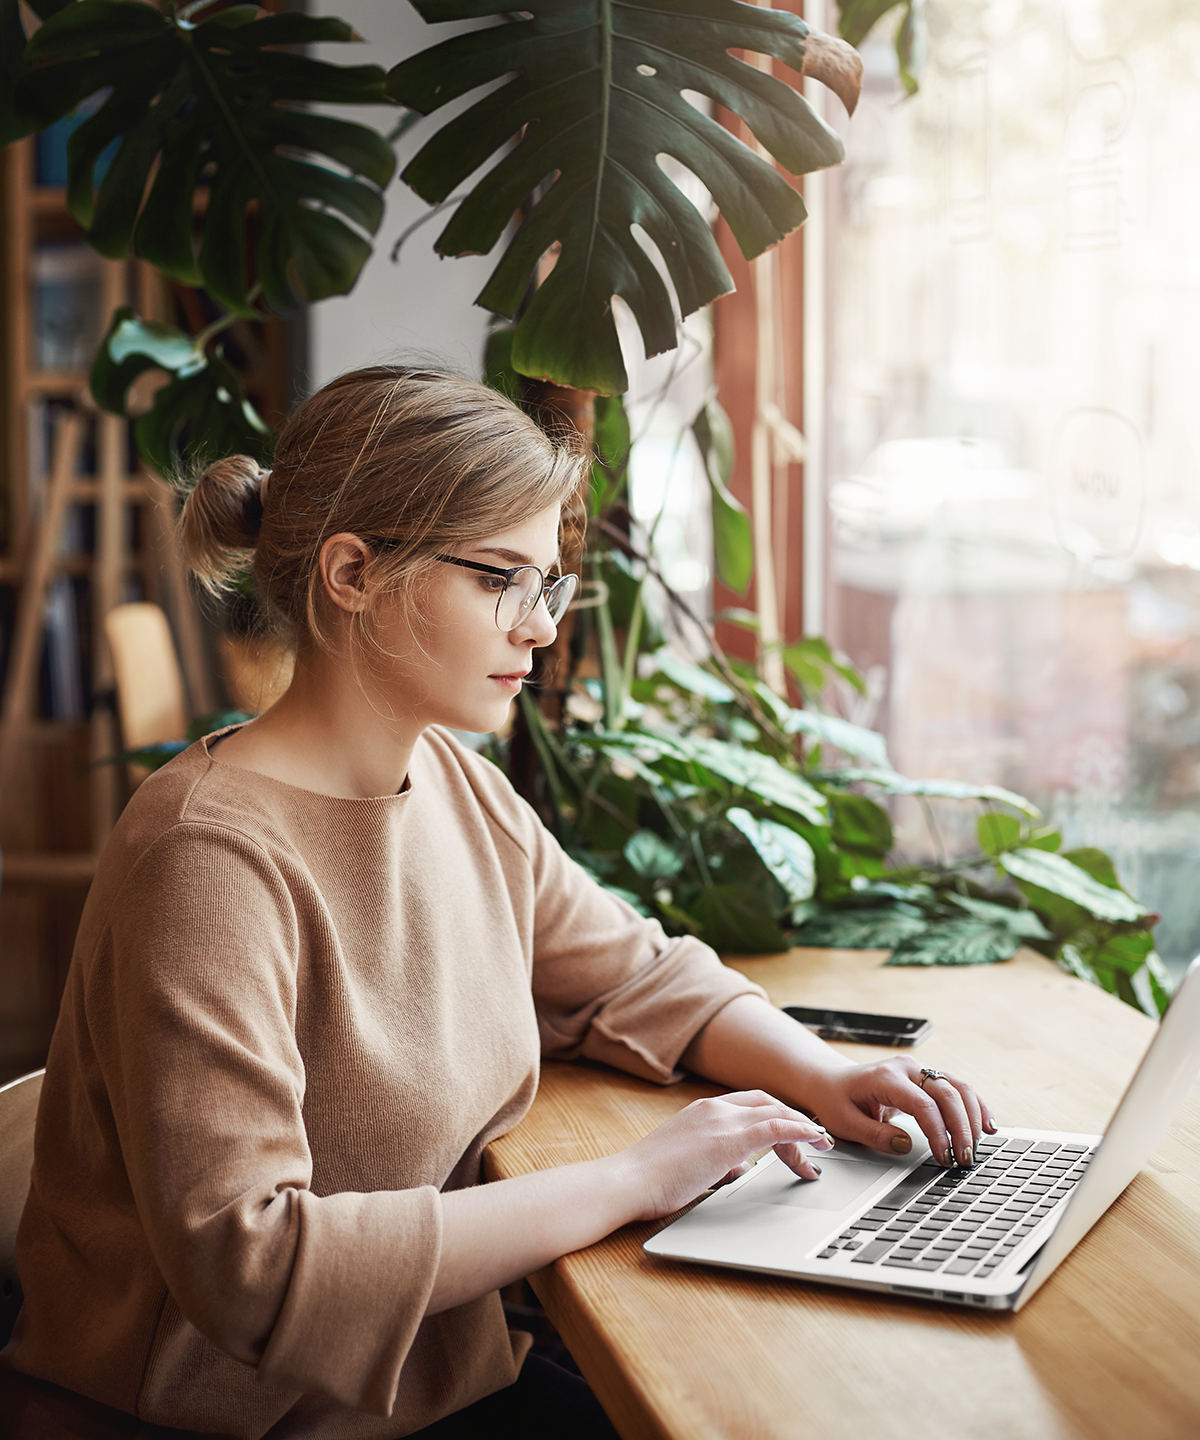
[211,649,421,798]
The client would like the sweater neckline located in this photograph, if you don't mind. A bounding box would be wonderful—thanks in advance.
[201,725,415,804]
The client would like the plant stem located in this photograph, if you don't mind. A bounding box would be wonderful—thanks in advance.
[591,552,624,728]
[618,441,675,707]
[193,284,262,352]
[519,688,568,830]
[599,519,793,753]
[688,830,713,887]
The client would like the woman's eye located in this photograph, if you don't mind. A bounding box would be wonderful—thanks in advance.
[479,575,506,593]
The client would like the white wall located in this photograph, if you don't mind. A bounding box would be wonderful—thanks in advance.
[307,0,494,392]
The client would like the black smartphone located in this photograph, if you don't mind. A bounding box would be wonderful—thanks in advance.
[783,1005,932,1046]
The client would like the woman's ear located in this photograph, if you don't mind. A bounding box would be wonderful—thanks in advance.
[319,533,374,614]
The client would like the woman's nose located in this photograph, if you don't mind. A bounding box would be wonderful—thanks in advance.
[519,594,558,647]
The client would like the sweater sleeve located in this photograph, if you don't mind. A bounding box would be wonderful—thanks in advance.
[94,823,441,1416]
[528,842,767,1082]
[449,738,767,1083]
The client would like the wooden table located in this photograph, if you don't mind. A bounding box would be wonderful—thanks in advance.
[486,947,1200,1440]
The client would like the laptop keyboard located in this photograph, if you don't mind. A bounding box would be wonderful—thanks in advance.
[816,1135,1095,1279]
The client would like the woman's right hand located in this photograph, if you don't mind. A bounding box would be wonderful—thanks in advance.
[616,1090,835,1221]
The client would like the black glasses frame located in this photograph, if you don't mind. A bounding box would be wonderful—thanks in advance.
[432,554,577,630]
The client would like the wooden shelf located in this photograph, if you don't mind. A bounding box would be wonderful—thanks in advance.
[1,852,96,885]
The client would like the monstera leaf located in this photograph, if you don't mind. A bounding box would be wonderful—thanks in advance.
[90,309,273,476]
[835,0,921,95]
[14,2,395,314]
[388,0,861,393]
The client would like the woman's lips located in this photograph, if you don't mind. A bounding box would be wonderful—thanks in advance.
[490,671,529,694]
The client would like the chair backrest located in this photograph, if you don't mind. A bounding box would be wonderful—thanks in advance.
[0,1070,44,1348]
[105,602,188,786]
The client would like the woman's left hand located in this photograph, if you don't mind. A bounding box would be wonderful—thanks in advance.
[804,1056,996,1167]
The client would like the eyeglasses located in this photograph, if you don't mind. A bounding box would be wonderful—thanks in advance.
[434,555,579,632]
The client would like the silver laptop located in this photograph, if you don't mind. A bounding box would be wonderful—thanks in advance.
[645,956,1200,1311]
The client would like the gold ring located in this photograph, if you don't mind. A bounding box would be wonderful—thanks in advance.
[919,1067,947,1090]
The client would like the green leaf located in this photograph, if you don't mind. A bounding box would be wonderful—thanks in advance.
[580,770,640,851]
[1060,847,1123,890]
[829,793,893,856]
[782,636,867,697]
[482,324,522,401]
[591,392,632,512]
[588,728,826,825]
[1,0,32,145]
[16,0,395,314]
[91,309,273,475]
[1084,928,1154,978]
[719,608,760,632]
[886,919,1020,967]
[656,899,702,936]
[666,733,828,825]
[894,0,922,96]
[693,399,751,592]
[187,709,253,741]
[602,882,650,914]
[389,0,856,392]
[977,812,1021,856]
[998,849,1145,924]
[103,740,188,771]
[782,709,889,768]
[836,0,908,47]
[653,648,735,704]
[1145,950,1174,1017]
[945,892,1051,940]
[726,807,816,907]
[690,882,789,954]
[1057,943,1098,986]
[137,349,273,477]
[624,829,684,879]
[793,905,927,950]
[818,768,1040,818]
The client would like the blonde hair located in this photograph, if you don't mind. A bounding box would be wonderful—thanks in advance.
[179,366,590,657]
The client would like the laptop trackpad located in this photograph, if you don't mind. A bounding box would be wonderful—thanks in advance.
[741,1153,896,1211]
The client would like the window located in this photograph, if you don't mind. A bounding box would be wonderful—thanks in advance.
[810,0,1200,975]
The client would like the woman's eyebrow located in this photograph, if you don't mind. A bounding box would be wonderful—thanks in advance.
[473,545,563,571]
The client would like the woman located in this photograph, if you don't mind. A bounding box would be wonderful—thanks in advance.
[5,369,992,1437]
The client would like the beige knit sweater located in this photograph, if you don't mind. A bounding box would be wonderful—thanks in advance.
[4,727,763,1438]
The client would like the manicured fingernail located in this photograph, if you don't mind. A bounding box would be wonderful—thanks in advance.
[890,1134,912,1154]
[985,1118,998,1133]
[961,1147,973,1168]
[943,1146,954,1167]
[809,1163,822,1176]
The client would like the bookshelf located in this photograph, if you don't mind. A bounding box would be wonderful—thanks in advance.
[0,136,215,1077]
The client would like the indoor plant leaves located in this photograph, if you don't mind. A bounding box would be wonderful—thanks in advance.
[818,767,1040,818]
[886,918,1022,968]
[388,0,861,392]
[1,0,31,145]
[621,728,828,825]
[782,708,889,768]
[726,806,816,910]
[999,848,1145,925]
[792,904,928,950]
[624,828,684,879]
[15,1,395,314]
[90,308,272,475]
[692,398,751,593]
[690,882,789,954]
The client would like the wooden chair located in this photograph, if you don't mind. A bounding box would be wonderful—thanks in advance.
[0,1069,43,1349]
[0,1068,224,1436]
[104,603,189,787]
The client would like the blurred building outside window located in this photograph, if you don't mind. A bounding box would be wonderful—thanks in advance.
[805,0,1200,977]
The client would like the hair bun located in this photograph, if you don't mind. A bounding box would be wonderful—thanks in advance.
[179,455,269,588]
